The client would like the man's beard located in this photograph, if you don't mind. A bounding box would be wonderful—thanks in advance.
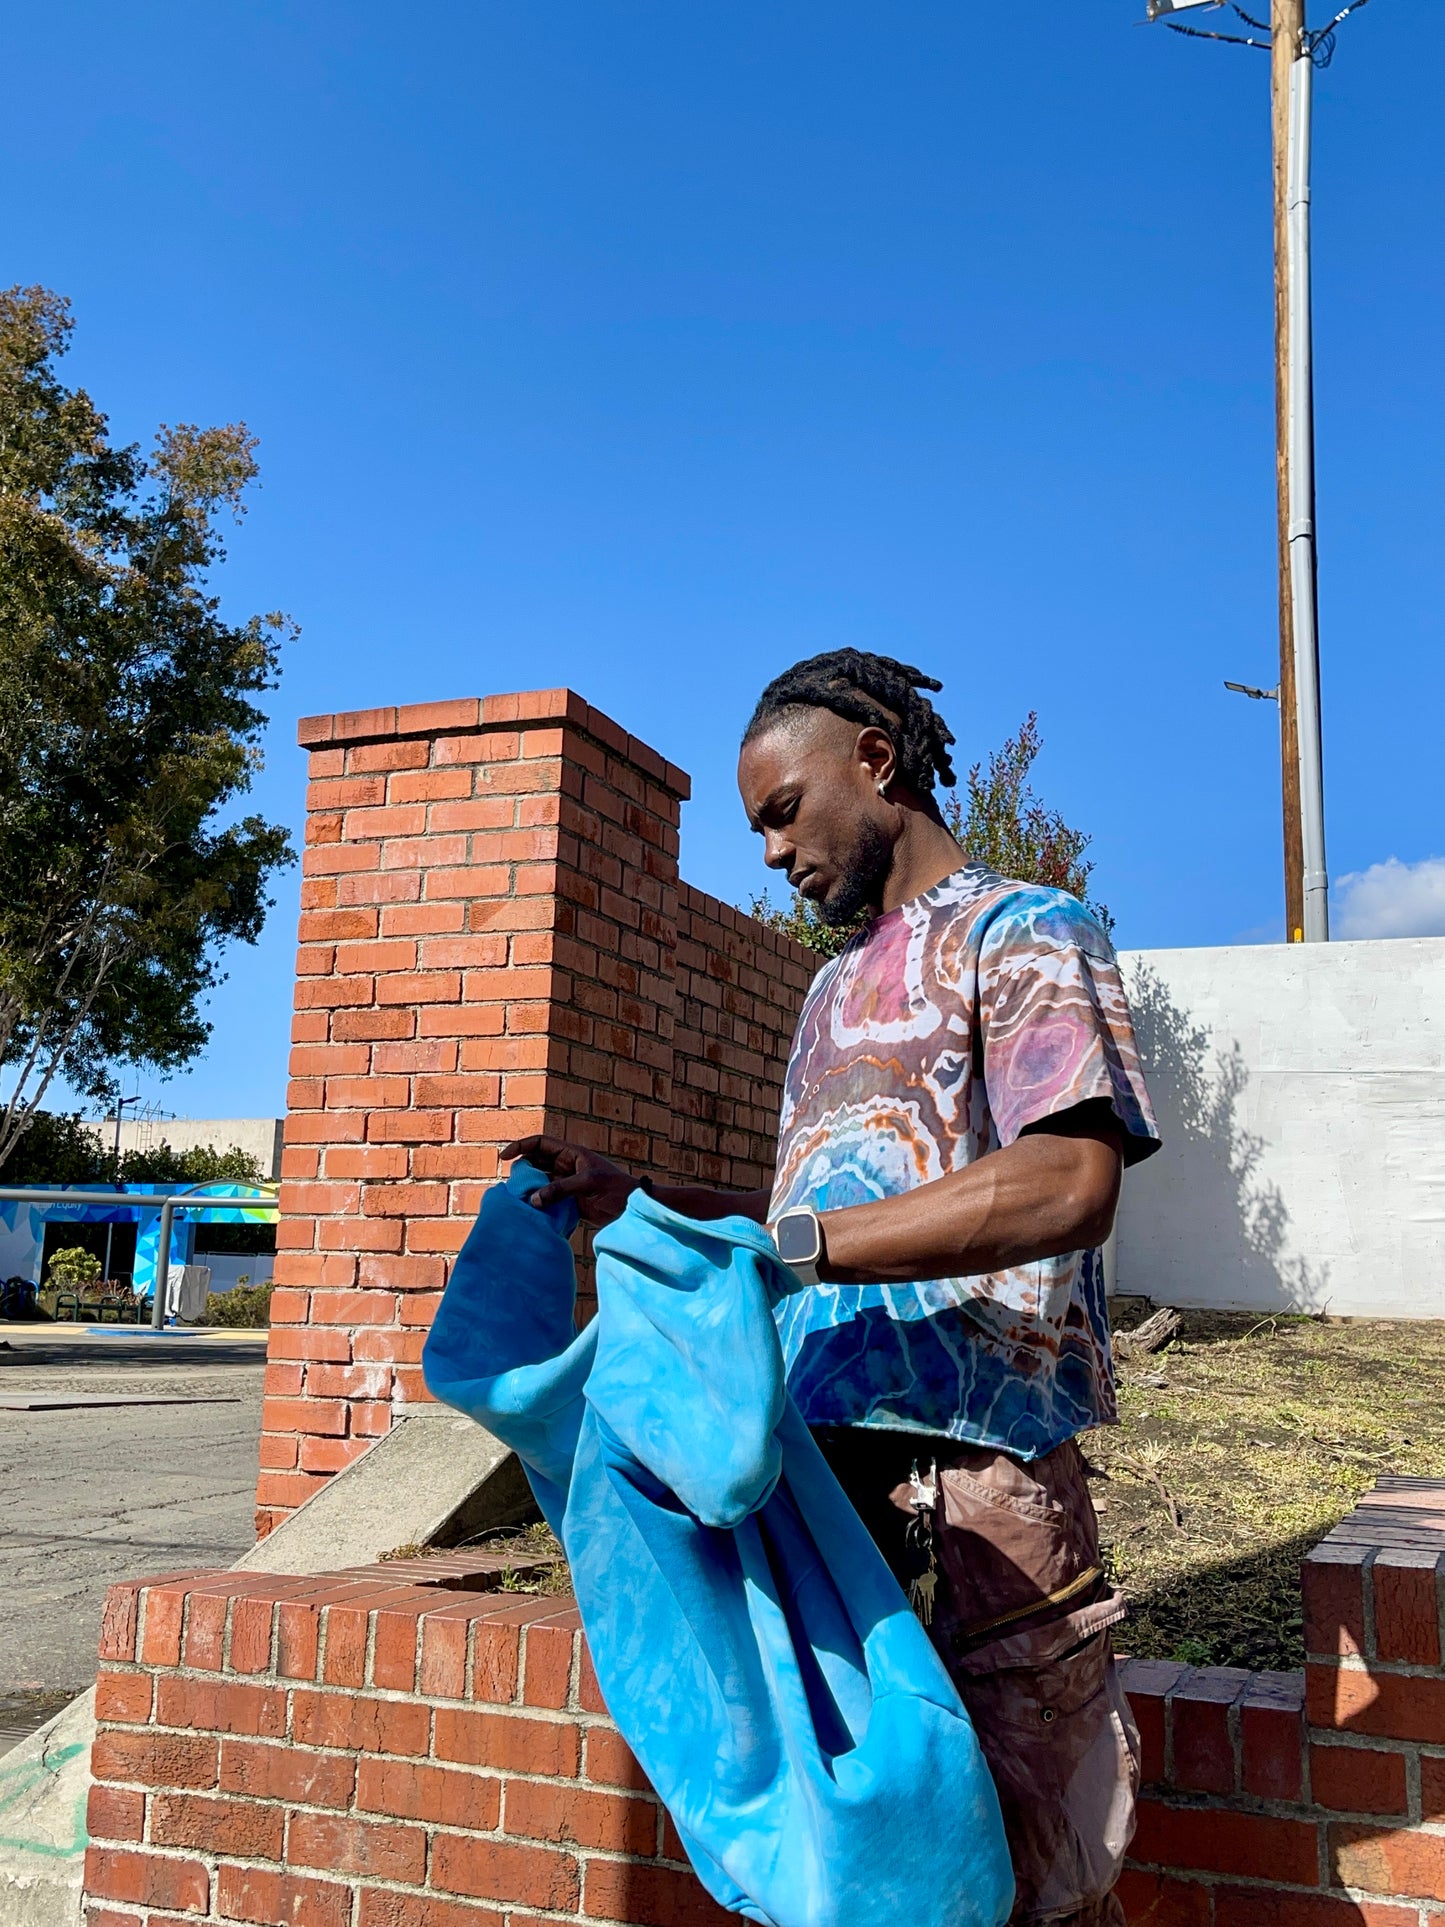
[819,820,890,927]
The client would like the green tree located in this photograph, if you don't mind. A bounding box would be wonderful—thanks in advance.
[0,287,294,1172]
[746,888,858,960]
[748,712,1110,957]
[946,712,1112,932]
[0,1110,108,1184]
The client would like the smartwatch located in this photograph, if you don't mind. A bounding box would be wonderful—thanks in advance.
[771,1207,825,1286]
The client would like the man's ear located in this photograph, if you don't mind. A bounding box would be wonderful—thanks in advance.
[855,726,897,793]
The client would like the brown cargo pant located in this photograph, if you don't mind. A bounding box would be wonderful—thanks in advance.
[813,1427,1139,1927]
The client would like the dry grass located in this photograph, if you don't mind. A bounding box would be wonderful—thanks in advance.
[484,1521,572,1595]
[381,1520,571,1596]
[1089,1306,1445,1671]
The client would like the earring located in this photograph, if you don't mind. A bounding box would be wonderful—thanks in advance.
[876,782,888,797]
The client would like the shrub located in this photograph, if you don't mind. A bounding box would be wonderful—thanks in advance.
[47,1245,102,1291]
[204,1281,273,1328]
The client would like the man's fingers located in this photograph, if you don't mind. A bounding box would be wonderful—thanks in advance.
[527,1172,638,1229]
[501,1133,569,1167]
[527,1172,592,1211]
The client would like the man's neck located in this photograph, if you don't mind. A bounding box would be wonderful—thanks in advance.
[878,810,966,915]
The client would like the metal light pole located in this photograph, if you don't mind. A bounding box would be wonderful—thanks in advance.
[1149,0,1376,940]
[102,1092,140,1284]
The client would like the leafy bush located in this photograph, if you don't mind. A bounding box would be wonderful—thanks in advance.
[204,1281,273,1328]
[121,1141,267,1186]
[46,1245,102,1291]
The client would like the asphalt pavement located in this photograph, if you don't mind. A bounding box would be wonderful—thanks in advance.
[0,1327,267,1701]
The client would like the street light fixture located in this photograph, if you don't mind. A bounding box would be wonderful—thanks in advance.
[1224,681,1280,702]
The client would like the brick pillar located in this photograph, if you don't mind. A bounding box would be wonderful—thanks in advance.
[257,690,690,1535]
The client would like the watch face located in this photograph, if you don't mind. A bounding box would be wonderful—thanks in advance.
[775,1211,821,1267]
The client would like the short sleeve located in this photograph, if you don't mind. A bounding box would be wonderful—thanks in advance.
[977,889,1160,1164]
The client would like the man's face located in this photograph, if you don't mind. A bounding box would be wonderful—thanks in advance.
[737,710,893,926]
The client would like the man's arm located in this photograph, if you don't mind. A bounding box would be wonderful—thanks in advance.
[815,1100,1123,1283]
[502,1098,1123,1278]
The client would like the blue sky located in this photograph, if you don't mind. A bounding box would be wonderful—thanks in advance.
[7,1,1441,1120]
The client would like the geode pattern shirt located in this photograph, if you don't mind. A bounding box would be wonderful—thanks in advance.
[769,865,1160,1458]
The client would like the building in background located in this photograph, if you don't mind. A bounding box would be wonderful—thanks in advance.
[0,1182,277,1302]
[90,1116,284,1181]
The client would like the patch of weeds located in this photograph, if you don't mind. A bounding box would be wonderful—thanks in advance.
[466,1519,571,1596]
[1094,1307,1445,1671]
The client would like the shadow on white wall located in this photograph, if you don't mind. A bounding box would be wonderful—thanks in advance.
[1126,961,1332,1314]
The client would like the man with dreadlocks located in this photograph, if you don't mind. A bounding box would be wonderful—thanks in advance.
[505,649,1160,1927]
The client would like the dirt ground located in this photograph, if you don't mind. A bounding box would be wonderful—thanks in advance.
[1089,1306,1445,1671]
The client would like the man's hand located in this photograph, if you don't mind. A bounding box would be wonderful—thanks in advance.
[500,1135,641,1225]
[501,1136,771,1230]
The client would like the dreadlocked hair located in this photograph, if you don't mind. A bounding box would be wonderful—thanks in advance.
[743,650,957,794]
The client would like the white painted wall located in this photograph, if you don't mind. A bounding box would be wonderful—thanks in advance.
[90,1117,284,1180]
[1115,936,1445,1319]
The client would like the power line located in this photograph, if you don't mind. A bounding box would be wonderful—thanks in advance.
[1153,0,1379,63]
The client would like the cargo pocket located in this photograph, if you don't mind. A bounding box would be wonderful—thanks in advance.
[929,1440,1102,1645]
[954,1601,1139,1924]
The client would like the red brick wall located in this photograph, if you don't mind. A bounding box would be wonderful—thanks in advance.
[260,691,817,1536]
[670,884,816,1194]
[82,1558,732,1927]
[1117,1477,1445,1924]
[82,1482,1445,1927]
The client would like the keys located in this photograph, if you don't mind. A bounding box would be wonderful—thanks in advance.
[905,1458,940,1626]
[908,1567,937,1625]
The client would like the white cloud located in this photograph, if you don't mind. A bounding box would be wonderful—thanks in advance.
[1333,856,1445,941]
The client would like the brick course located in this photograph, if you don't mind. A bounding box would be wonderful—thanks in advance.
[82,1556,714,1927]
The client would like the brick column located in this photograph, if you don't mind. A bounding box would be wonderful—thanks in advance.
[257,691,690,1535]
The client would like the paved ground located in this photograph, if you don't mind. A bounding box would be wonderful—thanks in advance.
[0,1327,266,1706]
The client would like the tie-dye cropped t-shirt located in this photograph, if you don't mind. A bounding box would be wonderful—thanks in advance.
[769,864,1160,1459]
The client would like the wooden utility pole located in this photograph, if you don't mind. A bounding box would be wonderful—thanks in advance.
[1272,0,1307,942]
[1157,0,1355,941]
[1272,0,1330,941]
